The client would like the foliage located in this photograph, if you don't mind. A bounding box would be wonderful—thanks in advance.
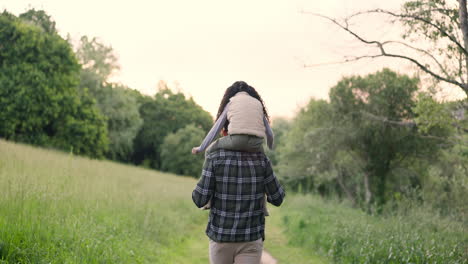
[160,124,206,177]
[280,194,467,264]
[277,99,333,192]
[0,10,108,158]
[265,117,291,166]
[50,91,109,158]
[98,85,143,161]
[75,35,120,89]
[133,84,213,169]
[75,36,142,161]
[413,92,455,135]
[277,69,450,210]
[399,0,468,96]
[19,8,57,34]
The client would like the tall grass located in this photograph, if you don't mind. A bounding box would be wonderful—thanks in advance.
[0,139,208,263]
[280,195,467,264]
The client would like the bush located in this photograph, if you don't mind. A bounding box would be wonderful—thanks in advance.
[160,124,206,177]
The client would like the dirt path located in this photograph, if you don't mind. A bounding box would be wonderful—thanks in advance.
[261,250,278,264]
[262,206,329,264]
[177,207,329,264]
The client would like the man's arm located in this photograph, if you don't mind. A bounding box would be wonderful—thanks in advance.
[192,157,216,208]
[264,157,285,206]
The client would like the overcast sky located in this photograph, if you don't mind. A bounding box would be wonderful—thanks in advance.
[3,0,419,118]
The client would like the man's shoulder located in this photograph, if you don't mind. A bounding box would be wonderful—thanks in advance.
[205,149,268,161]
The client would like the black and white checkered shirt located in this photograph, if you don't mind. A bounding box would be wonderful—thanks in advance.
[192,149,285,242]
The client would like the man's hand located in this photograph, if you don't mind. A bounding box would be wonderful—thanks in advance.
[192,147,200,154]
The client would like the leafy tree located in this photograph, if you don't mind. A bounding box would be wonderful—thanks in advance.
[265,117,291,166]
[76,35,119,91]
[278,69,450,210]
[96,84,143,161]
[51,91,109,157]
[277,99,333,192]
[75,36,142,161]
[0,10,108,158]
[19,8,57,34]
[133,83,213,169]
[160,124,206,177]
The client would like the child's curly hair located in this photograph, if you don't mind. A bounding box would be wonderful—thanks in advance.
[215,81,270,132]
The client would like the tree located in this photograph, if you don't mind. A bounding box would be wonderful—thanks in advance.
[277,99,333,193]
[265,117,291,166]
[19,8,57,34]
[75,36,142,161]
[51,91,109,158]
[306,0,468,97]
[278,69,449,210]
[160,124,206,177]
[96,84,143,161]
[75,35,119,91]
[133,84,213,169]
[0,10,108,158]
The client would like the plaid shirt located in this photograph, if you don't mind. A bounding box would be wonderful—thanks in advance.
[192,149,285,242]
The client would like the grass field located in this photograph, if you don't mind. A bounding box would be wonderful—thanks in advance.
[0,139,210,263]
[0,139,328,264]
[278,195,468,264]
[2,139,465,264]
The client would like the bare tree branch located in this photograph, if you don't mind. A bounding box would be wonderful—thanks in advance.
[344,9,468,55]
[302,11,468,96]
[382,40,451,78]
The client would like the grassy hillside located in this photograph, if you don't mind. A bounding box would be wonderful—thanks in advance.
[0,139,329,264]
[0,139,210,263]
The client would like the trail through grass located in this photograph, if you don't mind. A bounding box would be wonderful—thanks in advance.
[0,139,333,263]
[263,206,329,264]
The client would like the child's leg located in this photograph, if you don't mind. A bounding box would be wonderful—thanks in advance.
[206,135,264,154]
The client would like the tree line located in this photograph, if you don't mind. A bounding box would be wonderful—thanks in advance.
[0,9,210,176]
[271,69,466,218]
[1,5,466,220]
[271,0,467,218]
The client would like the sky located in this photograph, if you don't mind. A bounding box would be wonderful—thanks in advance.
[2,0,432,119]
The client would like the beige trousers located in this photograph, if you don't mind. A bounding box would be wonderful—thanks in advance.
[209,239,263,264]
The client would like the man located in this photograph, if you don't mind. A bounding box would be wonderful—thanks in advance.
[192,149,285,264]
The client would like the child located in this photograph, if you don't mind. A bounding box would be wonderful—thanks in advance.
[192,81,273,216]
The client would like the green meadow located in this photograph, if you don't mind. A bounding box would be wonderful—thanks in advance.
[0,139,325,264]
[0,139,209,263]
[1,139,466,263]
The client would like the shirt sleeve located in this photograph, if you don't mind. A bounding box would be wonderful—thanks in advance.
[197,105,229,152]
[264,157,285,206]
[192,157,216,208]
[264,117,274,150]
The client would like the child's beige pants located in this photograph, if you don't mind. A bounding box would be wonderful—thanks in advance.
[209,239,263,264]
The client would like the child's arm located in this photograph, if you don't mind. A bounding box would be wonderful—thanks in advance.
[192,104,229,154]
[264,116,274,150]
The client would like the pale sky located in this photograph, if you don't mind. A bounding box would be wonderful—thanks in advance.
[3,0,430,119]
